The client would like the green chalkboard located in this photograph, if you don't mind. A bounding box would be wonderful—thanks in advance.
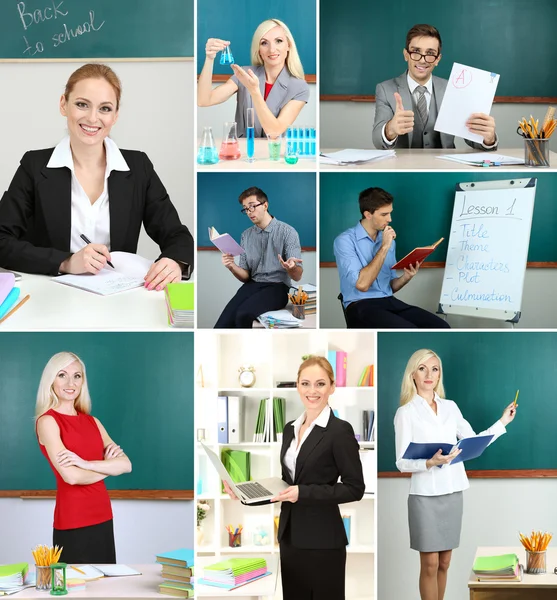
[198,172,316,248]
[377,332,557,473]
[197,0,316,75]
[320,172,557,264]
[0,333,194,491]
[321,0,557,97]
[1,0,193,60]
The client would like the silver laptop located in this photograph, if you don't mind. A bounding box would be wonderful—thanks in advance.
[201,442,288,504]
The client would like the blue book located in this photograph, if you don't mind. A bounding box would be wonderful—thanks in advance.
[327,351,337,380]
[156,548,195,568]
[403,434,494,466]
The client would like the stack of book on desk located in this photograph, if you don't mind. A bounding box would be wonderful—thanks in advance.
[199,557,269,590]
[472,553,522,581]
[156,549,195,598]
[0,563,33,594]
[165,283,194,328]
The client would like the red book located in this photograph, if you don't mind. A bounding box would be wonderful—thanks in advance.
[392,238,444,270]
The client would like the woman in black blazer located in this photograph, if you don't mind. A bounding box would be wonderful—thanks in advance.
[224,355,365,599]
[0,63,193,289]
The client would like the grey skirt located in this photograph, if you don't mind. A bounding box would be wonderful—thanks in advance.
[408,491,463,552]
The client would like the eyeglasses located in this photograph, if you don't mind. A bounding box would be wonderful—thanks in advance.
[240,201,265,214]
[406,50,439,64]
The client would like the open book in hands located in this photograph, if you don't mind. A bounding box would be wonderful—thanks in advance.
[392,238,444,270]
[208,227,244,256]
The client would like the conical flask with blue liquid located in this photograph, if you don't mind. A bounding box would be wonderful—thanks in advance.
[197,126,219,165]
[220,45,234,65]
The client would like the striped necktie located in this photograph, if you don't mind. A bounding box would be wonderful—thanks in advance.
[415,86,428,124]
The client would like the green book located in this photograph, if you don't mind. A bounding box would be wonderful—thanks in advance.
[165,282,194,310]
[206,557,266,575]
[473,554,519,573]
[221,449,250,483]
[0,563,29,578]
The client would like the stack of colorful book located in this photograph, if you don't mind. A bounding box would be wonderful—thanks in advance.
[164,283,194,328]
[253,397,286,442]
[198,557,269,590]
[472,553,522,581]
[0,563,31,594]
[156,549,195,598]
[358,364,374,387]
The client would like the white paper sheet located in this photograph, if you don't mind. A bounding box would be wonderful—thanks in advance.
[52,252,154,296]
[435,63,499,143]
[437,152,524,166]
[320,149,396,165]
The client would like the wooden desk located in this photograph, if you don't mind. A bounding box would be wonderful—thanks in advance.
[197,139,316,171]
[0,274,188,331]
[320,148,557,170]
[469,547,557,599]
[196,555,279,599]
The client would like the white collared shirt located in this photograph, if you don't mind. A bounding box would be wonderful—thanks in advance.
[283,405,331,481]
[394,393,506,496]
[46,136,130,254]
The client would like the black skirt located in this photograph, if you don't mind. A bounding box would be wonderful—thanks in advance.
[53,519,116,564]
[279,522,347,600]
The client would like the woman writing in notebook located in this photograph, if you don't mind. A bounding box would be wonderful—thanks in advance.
[224,356,365,599]
[0,64,193,289]
[394,349,517,600]
[36,352,132,563]
[198,18,309,137]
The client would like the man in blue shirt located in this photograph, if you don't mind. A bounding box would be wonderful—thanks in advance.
[333,187,450,328]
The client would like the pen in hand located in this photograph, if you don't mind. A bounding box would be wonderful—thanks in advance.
[79,234,114,269]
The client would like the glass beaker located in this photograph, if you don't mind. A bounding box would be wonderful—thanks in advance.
[246,108,255,163]
[220,45,234,65]
[219,122,241,160]
[267,132,282,161]
[197,126,219,165]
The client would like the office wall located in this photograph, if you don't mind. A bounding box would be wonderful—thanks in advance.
[320,102,557,151]
[198,84,316,136]
[0,499,193,564]
[198,251,316,328]
[0,61,194,261]
[378,479,557,600]
[319,267,557,329]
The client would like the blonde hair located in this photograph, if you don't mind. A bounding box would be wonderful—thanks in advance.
[250,19,305,80]
[35,352,92,418]
[297,355,335,385]
[64,63,122,109]
[400,349,445,406]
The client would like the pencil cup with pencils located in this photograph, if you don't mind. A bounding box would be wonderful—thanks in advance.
[226,525,242,547]
[33,544,62,591]
[524,139,550,168]
[520,530,551,574]
[289,286,308,320]
[35,566,51,591]
[525,550,546,574]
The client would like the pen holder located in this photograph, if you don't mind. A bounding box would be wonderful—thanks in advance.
[524,139,550,167]
[36,565,52,591]
[525,550,546,574]
[228,532,242,547]
[291,304,305,320]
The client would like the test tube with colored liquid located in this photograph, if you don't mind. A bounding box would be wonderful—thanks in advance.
[310,128,316,156]
[304,128,311,156]
[246,108,255,163]
[298,128,305,156]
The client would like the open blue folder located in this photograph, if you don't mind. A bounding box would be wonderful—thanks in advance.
[403,434,494,466]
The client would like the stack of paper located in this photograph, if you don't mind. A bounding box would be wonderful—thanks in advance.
[53,252,153,296]
[165,282,194,328]
[472,554,522,581]
[257,309,303,329]
[253,397,286,442]
[156,549,194,598]
[437,152,524,166]
[0,563,31,594]
[199,558,269,590]
[320,149,396,165]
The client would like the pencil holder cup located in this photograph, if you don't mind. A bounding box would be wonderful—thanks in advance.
[524,139,550,167]
[291,304,305,320]
[228,532,242,547]
[525,550,546,574]
[35,565,52,591]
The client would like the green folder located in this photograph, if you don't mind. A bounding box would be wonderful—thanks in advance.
[165,282,194,310]
[473,554,519,573]
[221,449,250,483]
[0,563,29,578]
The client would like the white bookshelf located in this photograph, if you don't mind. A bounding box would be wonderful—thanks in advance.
[195,330,376,598]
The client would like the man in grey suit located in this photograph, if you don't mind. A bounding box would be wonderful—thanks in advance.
[372,24,497,150]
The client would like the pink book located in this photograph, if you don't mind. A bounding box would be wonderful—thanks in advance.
[0,273,15,305]
[336,351,347,387]
[208,227,244,256]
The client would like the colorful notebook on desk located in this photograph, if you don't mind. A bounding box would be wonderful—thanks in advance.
[156,549,195,569]
[165,283,194,328]
[199,557,269,589]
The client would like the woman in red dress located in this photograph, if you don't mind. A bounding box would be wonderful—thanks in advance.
[36,351,132,563]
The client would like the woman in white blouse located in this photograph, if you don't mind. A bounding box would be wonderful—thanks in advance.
[0,63,193,287]
[394,348,517,600]
[224,355,365,599]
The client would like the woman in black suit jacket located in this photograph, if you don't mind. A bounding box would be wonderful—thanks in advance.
[0,63,193,289]
[225,355,365,599]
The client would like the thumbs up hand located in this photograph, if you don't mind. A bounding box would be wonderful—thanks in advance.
[385,92,415,140]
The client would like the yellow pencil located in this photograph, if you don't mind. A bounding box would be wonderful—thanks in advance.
[70,566,86,575]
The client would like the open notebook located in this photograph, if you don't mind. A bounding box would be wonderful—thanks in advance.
[65,565,141,580]
[53,252,153,296]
